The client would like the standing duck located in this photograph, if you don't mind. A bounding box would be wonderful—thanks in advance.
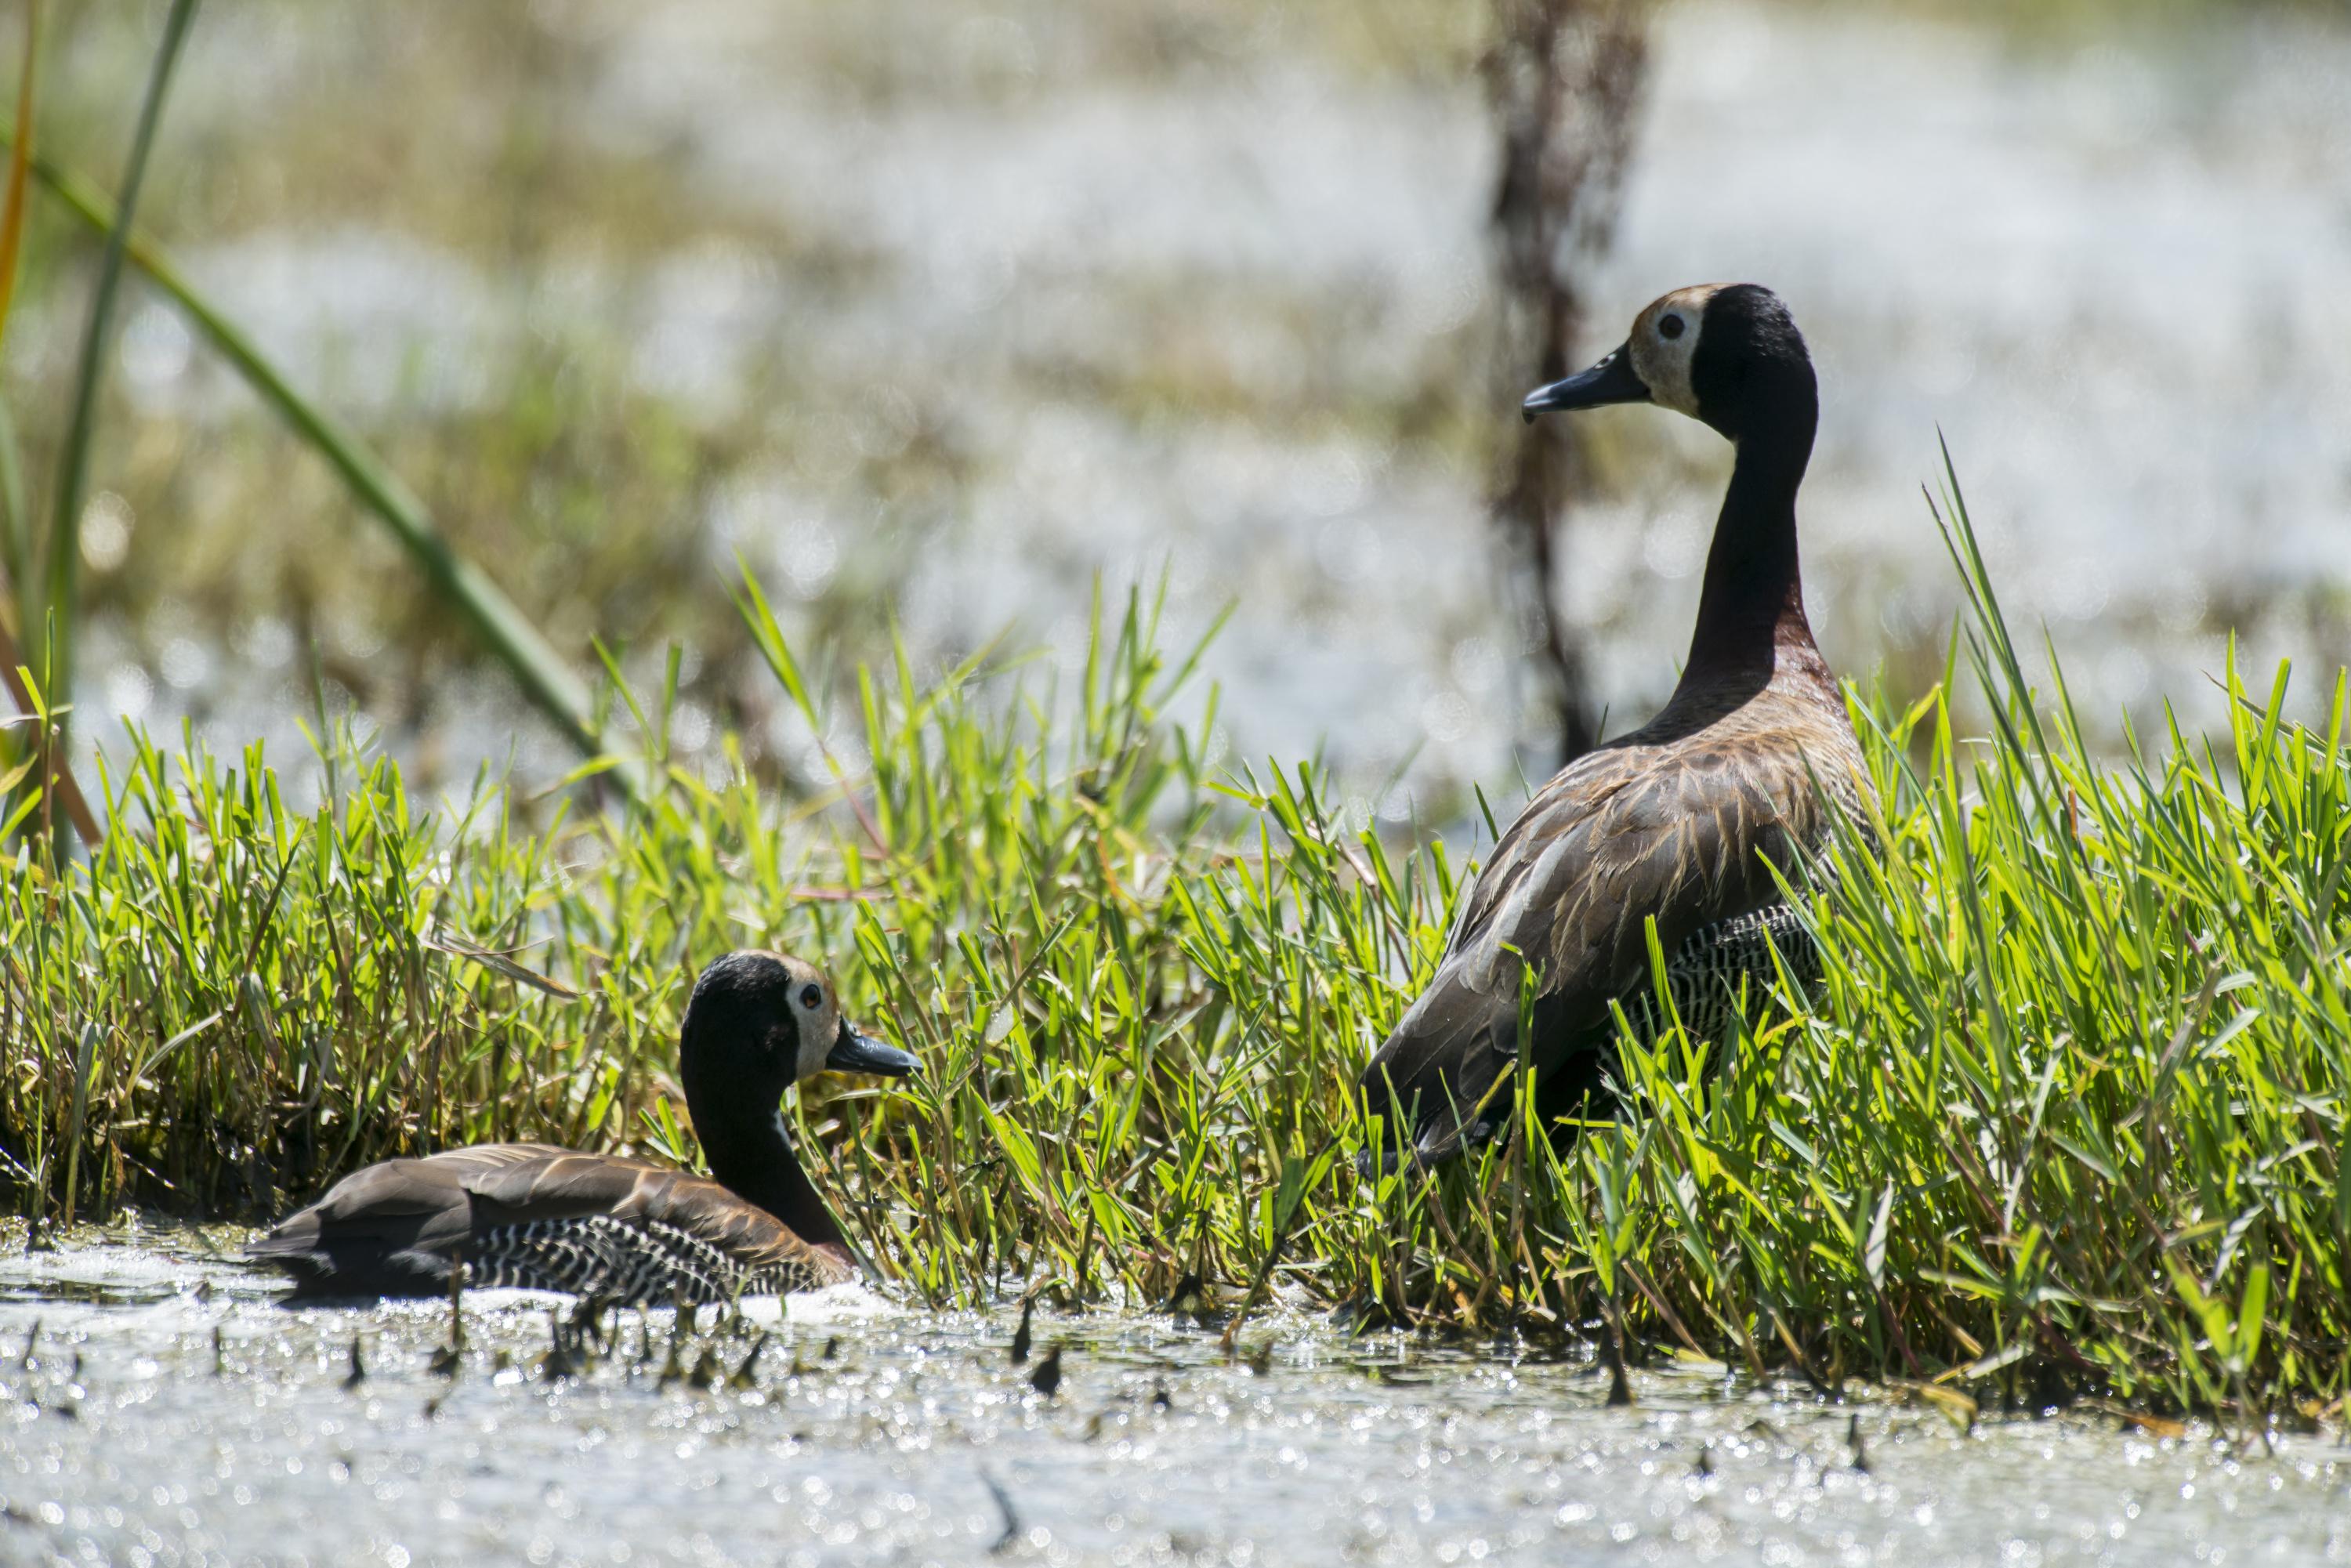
[1360,284,1868,1163]
[248,951,917,1302]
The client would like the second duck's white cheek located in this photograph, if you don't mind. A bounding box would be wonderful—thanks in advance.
[799,1013,832,1079]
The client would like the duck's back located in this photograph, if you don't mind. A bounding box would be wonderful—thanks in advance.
[1365,670,1866,1157]
[248,1143,855,1302]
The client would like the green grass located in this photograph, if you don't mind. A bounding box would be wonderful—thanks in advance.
[2,478,2346,1426]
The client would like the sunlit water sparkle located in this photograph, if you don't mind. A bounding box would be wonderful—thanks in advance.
[2,1232,2343,1566]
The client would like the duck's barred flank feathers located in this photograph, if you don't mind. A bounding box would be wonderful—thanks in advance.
[246,1137,861,1300]
[1429,900,1826,1150]
[469,1214,835,1303]
[1624,900,1820,1045]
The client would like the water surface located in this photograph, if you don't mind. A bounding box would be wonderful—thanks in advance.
[2,1229,2342,1566]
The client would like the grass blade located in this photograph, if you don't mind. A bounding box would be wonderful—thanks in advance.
[0,139,606,766]
[41,0,200,744]
[0,0,36,361]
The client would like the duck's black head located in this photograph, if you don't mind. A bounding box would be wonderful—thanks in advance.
[1522,284,1816,446]
[678,951,917,1110]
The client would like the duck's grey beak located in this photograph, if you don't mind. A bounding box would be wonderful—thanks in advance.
[826,1019,919,1077]
[1522,343,1649,422]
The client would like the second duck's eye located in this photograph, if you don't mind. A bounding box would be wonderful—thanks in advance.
[1658,313,1685,340]
[799,984,823,1012]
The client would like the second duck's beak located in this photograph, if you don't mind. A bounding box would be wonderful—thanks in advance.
[826,1019,919,1077]
[1522,344,1649,422]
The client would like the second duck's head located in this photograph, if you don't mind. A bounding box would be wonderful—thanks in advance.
[679,950,918,1106]
[1522,284,1815,446]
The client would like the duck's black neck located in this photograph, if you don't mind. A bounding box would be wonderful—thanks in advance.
[683,1070,849,1257]
[705,1104,848,1253]
[1679,384,1820,690]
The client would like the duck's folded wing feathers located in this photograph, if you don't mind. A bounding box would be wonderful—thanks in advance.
[1361,740,1817,1159]
[242,1149,531,1293]
[248,1143,840,1295]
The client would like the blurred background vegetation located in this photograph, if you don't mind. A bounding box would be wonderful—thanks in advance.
[1,0,2346,828]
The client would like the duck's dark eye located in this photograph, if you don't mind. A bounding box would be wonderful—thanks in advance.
[799,984,823,1011]
[1659,313,1685,340]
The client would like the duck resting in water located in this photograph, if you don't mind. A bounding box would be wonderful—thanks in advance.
[247,951,917,1302]
[1360,283,1871,1164]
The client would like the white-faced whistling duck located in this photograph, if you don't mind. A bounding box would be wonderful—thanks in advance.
[1359,284,1871,1164]
[247,952,918,1302]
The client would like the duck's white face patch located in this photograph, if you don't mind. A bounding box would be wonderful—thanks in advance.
[1625,284,1727,420]
[777,954,842,1081]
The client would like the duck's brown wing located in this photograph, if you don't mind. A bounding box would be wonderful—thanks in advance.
[247,1143,851,1299]
[1360,733,1835,1161]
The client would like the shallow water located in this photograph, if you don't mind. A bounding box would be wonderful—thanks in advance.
[2,1230,2343,1566]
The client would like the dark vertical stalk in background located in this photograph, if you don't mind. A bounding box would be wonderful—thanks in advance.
[1486,0,1648,762]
